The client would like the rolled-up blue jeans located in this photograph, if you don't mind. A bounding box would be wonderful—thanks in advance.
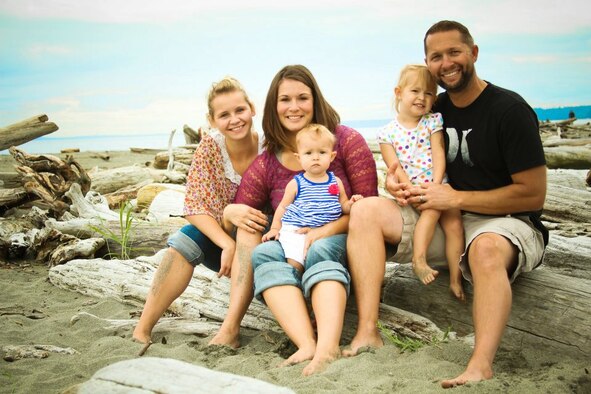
[252,234,350,302]
[166,224,222,271]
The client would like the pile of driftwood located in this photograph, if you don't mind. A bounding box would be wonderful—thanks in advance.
[0,115,203,266]
[1,114,590,361]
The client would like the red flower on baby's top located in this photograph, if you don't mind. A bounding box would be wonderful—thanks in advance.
[328,183,339,195]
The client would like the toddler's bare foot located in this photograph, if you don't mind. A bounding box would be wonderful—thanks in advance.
[342,329,383,357]
[450,282,465,302]
[208,328,240,349]
[412,260,439,284]
[280,345,315,367]
[302,348,340,376]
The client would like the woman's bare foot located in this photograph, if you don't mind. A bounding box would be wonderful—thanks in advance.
[302,348,340,376]
[412,259,439,284]
[342,329,383,357]
[280,345,315,367]
[132,325,151,345]
[208,328,240,349]
[449,281,466,302]
[441,364,493,388]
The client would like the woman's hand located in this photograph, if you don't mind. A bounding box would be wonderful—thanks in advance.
[223,203,268,234]
[218,240,235,278]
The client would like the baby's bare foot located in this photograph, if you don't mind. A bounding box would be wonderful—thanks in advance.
[412,261,439,284]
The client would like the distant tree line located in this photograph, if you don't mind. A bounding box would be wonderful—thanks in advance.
[534,105,591,121]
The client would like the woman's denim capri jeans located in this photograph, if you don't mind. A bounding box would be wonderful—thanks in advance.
[166,224,222,272]
[252,234,351,302]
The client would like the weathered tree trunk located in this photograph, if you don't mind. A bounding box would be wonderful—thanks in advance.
[89,165,164,195]
[543,183,591,224]
[382,259,590,357]
[48,251,444,343]
[543,137,591,147]
[153,149,195,169]
[45,217,181,259]
[544,146,591,169]
[0,114,59,151]
[78,358,295,394]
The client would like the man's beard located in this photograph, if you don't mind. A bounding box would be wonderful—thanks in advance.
[437,64,474,93]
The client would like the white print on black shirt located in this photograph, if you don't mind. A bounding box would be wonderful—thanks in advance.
[446,127,474,166]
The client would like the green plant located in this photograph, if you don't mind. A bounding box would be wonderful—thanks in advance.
[377,321,453,353]
[88,201,144,260]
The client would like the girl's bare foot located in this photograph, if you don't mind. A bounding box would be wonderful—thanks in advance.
[280,345,315,367]
[208,329,240,349]
[412,260,439,284]
[450,281,466,302]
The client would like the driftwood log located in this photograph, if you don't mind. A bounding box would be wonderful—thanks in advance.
[77,357,295,394]
[45,216,181,259]
[183,124,202,145]
[0,114,59,151]
[0,187,28,210]
[48,250,445,344]
[153,149,195,170]
[382,261,590,358]
[88,165,164,195]
[544,146,591,169]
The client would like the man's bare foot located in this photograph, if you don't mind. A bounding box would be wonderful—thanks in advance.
[441,365,493,388]
[449,282,465,302]
[280,345,315,367]
[342,330,383,357]
[208,329,240,349]
[412,260,439,284]
[302,348,340,376]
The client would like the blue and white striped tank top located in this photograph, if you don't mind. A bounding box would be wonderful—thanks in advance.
[282,172,343,228]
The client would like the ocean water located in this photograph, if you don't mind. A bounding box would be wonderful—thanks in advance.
[3,118,588,155]
[3,126,384,154]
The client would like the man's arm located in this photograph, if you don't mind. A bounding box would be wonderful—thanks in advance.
[414,165,547,215]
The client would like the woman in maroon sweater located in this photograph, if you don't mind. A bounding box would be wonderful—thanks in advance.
[209,65,378,375]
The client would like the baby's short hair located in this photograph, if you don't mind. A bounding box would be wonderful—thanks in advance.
[296,123,336,149]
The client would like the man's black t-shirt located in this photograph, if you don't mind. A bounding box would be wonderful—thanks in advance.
[433,83,548,245]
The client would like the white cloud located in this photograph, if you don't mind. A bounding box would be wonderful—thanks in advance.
[1,0,589,35]
[49,98,206,136]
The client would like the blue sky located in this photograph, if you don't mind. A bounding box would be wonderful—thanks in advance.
[1,0,590,137]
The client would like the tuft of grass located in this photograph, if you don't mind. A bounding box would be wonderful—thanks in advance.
[88,200,148,260]
[377,321,453,353]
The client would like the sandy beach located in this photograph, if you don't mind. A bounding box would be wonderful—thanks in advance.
[1,150,590,393]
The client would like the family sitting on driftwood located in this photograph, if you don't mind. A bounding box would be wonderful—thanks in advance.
[132,20,548,388]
